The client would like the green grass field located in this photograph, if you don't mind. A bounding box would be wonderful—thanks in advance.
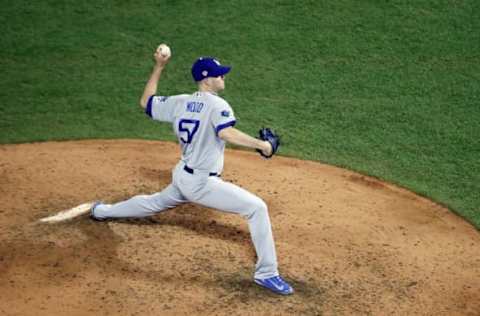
[1,0,479,228]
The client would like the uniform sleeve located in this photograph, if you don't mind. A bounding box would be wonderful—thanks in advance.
[145,95,182,123]
[212,100,236,135]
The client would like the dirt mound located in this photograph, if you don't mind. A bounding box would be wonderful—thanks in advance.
[1,140,479,315]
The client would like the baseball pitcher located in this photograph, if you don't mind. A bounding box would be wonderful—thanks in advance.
[91,44,293,295]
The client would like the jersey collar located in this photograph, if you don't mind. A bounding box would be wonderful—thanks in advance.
[196,91,218,96]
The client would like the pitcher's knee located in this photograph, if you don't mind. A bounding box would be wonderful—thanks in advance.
[246,198,268,219]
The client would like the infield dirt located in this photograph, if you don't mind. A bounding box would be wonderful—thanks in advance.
[1,140,479,315]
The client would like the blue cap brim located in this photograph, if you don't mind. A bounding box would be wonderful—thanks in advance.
[211,66,231,77]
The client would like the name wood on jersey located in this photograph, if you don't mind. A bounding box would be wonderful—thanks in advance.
[186,101,204,113]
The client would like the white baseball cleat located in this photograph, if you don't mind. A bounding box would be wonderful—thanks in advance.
[90,201,107,221]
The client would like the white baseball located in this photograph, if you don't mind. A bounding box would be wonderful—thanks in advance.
[158,44,171,58]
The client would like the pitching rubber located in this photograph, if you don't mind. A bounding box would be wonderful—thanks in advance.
[39,202,94,223]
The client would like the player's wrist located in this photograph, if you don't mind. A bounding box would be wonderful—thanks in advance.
[255,139,266,150]
[153,63,165,71]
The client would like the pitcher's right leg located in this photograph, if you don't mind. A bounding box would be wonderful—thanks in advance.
[181,175,293,294]
[178,174,279,280]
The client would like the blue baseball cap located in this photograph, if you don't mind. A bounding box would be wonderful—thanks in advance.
[191,57,231,82]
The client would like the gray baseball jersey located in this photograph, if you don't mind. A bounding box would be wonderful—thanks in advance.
[147,91,236,174]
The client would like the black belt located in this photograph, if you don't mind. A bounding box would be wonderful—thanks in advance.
[183,165,219,177]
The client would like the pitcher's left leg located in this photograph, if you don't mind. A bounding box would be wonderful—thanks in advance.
[93,183,186,219]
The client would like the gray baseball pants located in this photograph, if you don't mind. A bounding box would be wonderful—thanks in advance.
[93,161,279,279]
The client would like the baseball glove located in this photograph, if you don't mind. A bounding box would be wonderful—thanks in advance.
[256,128,280,159]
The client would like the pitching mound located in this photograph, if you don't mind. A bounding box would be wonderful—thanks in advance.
[1,140,479,315]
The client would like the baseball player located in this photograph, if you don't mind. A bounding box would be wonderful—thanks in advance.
[91,44,293,295]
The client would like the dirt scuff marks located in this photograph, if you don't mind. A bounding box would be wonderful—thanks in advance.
[0,140,479,315]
